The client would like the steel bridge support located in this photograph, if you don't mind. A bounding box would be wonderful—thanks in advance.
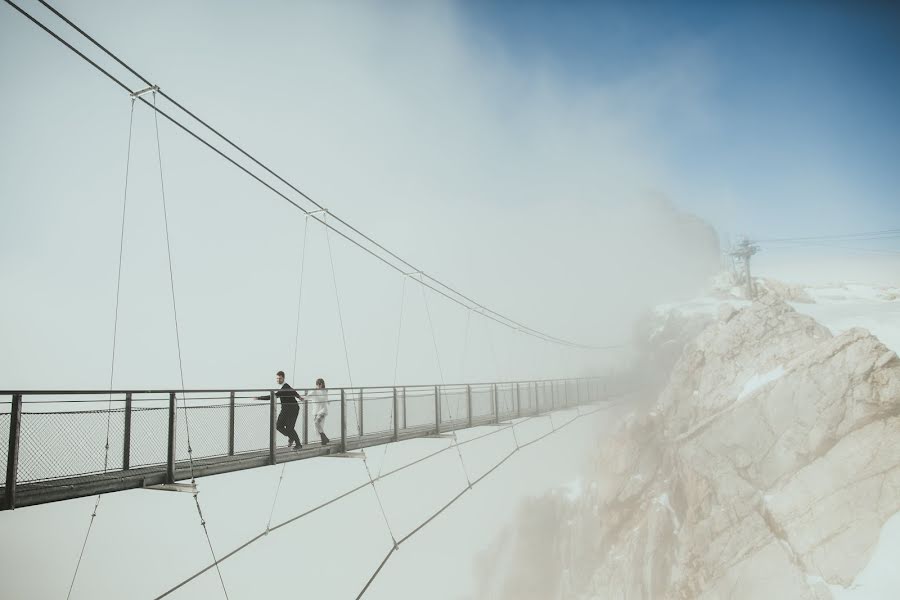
[166,392,176,484]
[4,394,22,510]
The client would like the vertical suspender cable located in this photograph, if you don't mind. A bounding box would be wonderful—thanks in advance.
[323,214,357,430]
[418,273,445,383]
[377,276,407,479]
[417,274,472,487]
[152,92,230,600]
[456,309,471,418]
[322,214,397,546]
[66,98,136,600]
[268,214,310,531]
[290,215,310,382]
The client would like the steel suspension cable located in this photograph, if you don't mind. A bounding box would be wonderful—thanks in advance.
[354,403,609,598]
[151,395,622,599]
[65,98,136,600]
[153,92,230,600]
[11,0,626,351]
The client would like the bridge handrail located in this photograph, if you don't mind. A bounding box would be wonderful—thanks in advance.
[0,374,605,397]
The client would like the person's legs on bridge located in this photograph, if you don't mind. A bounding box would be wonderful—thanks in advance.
[276,403,302,449]
[315,412,329,445]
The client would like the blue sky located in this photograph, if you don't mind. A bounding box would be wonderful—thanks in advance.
[463,1,900,241]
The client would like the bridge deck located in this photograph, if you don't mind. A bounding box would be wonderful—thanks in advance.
[0,412,518,509]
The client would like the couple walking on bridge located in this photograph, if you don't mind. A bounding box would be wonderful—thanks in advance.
[263,371,330,450]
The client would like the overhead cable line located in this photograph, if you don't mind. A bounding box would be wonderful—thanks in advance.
[752,228,900,244]
[10,0,622,351]
[759,242,900,256]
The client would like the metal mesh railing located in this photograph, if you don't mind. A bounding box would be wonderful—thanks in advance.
[18,409,126,484]
[128,405,170,469]
[233,402,269,454]
[1,377,606,490]
[176,403,230,461]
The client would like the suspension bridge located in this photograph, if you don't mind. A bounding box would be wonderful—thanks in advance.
[0,1,632,598]
[0,378,612,512]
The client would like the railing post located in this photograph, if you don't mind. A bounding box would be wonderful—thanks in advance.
[340,389,347,453]
[393,387,399,442]
[123,392,132,470]
[434,386,441,435]
[269,391,276,465]
[359,389,364,437]
[535,382,540,414]
[516,383,521,418]
[166,392,176,484]
[402,387,407,430]
[466,385,472,428]
[5,394,22,510]
[302,391,309,447]
[492,383,499,424]
[228,391,235,456]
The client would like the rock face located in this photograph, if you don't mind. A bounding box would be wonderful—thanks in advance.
[476,296,900,599]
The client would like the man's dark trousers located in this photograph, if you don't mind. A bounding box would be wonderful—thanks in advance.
[276,403,302,446]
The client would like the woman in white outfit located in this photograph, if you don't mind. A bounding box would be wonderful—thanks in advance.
[309,378,329,445]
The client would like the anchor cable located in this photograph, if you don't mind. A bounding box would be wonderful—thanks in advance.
[153,92,230,600]
[65,98,136,600]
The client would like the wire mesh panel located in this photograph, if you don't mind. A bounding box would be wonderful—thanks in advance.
[17,409,126,483]
[128,406,170,469]
[537,382,549,412]
[360,388,394,436]
[402,387,435,428]
[440,385,467,425]
[175,403,230,461]
[518,383,533,414]
[233,402,269,454]
[496,383,516,419]
[470,385,493,418]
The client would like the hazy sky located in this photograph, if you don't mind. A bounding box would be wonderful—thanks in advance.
[0,1,897,380]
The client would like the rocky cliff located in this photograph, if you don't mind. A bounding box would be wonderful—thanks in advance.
[476,294,900,599]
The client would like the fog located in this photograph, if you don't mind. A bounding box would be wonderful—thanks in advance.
[1,1,720,392]
[8,2,896,600]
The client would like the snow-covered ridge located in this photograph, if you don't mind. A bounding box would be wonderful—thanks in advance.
[477,278,900,600]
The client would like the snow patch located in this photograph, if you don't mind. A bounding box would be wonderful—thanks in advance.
[738,366,786,401]
[655,296,749,318]
[653,492,681,529]
[563,478,583,502]
[828,511,900,600]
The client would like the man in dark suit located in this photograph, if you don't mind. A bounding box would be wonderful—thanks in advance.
[270,370,303,449]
